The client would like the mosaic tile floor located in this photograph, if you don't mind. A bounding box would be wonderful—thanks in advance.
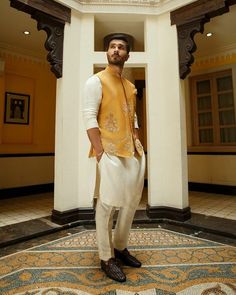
[0,228,235,294]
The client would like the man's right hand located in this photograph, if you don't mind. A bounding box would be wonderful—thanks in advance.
[86,127,104,162]
[96,150,104,163]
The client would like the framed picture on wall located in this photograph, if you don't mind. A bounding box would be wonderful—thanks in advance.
[4,92,30,125]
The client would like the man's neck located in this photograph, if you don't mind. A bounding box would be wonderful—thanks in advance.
[108,64,123,77]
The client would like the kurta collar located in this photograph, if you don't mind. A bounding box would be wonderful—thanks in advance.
[105,65,123,78]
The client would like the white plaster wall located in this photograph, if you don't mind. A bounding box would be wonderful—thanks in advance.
[54,9,83,211]
[145,13,188,209]
[77,14,97,208]
[0,157,54,188]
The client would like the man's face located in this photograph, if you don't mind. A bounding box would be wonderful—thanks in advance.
[107,39,129,66]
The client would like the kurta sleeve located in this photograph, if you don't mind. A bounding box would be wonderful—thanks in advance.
[82,75,102,130]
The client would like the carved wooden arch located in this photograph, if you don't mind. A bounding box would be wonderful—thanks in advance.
[9,0,71,78]
[171,0,236,80]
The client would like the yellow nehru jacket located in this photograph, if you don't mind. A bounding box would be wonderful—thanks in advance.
[90,66,136,158]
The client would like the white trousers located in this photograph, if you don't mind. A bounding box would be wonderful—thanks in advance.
[95,153,145,261]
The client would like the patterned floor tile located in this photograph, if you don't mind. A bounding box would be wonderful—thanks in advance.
[0,228,235,295]
[30,229,222,252]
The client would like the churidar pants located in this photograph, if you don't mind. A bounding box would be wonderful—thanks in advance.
[95,152,145,261]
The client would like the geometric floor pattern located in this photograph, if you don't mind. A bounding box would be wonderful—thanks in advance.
[0,228,236,294]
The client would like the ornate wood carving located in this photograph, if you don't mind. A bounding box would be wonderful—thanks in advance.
[10,0,71,78]
[33,11,64,78]
[9,0,71,23]
[171,0,236,79]
[177,17,209,79]
[171,0,227,26]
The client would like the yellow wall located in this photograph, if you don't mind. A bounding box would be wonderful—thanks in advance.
[0,156,54,189]
[0,51,56,189]
[0,51,56,153]
[187,52,236,186]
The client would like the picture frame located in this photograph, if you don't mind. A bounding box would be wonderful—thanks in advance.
[4,92,30,125]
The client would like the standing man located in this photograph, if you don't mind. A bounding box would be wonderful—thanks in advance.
[82,34,145,282]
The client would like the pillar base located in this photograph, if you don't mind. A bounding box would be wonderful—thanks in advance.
[146,205,191,221]
[51,207,95,225]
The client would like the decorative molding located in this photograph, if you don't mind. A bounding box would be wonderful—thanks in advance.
[10,0,71,79]
[146,205,191,221]
[171,0,236,79]
[0,47,47,66]
[192,51,236,72]
[51,208,95,225]
[75,0,164,7]
[58,0,197,15]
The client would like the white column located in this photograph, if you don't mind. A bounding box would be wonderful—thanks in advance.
[145,14,188,209]
[54,11,94,211]
[77,14,97,208]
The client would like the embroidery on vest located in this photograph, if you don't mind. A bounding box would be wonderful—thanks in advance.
[122,101,131,114]
[124,141,133,153]
[104,113,119,132]
[105,142,117,154]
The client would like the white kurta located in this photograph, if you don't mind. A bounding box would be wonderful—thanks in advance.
[98,152,145,207]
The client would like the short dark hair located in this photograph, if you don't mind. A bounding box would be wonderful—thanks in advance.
[104,33,132,53]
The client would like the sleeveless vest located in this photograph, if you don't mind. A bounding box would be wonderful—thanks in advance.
[90,66,136,157]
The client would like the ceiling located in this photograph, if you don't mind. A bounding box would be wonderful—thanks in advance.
[0,0,47,58]
[194,4,236,58]
[0,0,236,59]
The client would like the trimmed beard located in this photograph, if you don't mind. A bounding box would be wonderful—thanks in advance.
[107,55,125,66]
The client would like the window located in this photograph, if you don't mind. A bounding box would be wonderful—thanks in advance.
[190,69,236,148]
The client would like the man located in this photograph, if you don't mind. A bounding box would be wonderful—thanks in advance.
[82,34,145,282]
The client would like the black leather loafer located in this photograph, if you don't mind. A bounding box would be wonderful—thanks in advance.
[101,258,126,282]
[114,248,141,268]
